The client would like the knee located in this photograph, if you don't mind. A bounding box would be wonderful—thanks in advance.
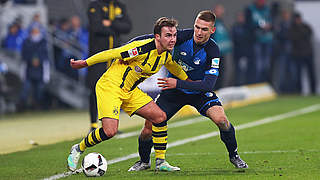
[102,126,117,138]
[153,111,167,124]
[214,116,230,131]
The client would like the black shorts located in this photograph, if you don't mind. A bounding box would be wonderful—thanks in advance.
[156,89,222,120]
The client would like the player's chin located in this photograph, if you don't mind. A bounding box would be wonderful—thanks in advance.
[167,45,175,51]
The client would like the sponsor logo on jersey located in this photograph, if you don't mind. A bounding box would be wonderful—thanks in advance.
[128,48,139,57]
[135,65,142,73]
[211,58,220,68]
[180,51,187,56]
[206,68,219,76]
[193,57,201,65]
[177,59,194,72]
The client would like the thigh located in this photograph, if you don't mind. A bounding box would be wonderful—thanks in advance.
[96,81,122,120]
[190,92,222,116]
[156,89,186,120]
[121,88,153,116]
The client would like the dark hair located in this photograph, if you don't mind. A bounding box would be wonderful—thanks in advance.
[197,10,216,23]
[153,17,178,35]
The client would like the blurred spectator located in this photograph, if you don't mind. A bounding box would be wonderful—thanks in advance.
[231,12,253,86]
[27,13,47,36]
[19,26,50,110]
[69,15,89,81]
[1,21,26,53]
[212,4,232,89]
[69,15,88,60]
[273,10,294,93]
[289,12,316,94]
[245,0,273,83]
[87,0,132,131]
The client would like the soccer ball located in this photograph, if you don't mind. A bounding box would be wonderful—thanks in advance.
[81,153,107,177]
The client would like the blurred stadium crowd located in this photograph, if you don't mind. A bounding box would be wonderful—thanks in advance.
[0,0,318,114]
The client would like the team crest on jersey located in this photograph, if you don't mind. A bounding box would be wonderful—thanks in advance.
[211,58,220,68]
[113,106,119,116]
[193,57,201,65]
[128,48,139,57]
[180,51,187,56]
[135,65,142,73]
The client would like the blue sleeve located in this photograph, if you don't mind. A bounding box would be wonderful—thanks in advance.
[176,74,217,92]
[127,34,154,43]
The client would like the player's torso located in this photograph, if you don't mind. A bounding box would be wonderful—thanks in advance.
[103,45,169,92]
[171,38,208,81]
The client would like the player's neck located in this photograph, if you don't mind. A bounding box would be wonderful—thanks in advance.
[155,40,165,54]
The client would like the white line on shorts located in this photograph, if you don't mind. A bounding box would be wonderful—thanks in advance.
[43,104,320,180]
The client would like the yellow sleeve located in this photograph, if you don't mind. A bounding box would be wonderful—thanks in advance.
[85,48,122,66]
[86,40,147,66]
[164,55,188,80]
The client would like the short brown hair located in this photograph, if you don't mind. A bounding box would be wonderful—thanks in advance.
[154,17,178,35]
[197,10,216,23]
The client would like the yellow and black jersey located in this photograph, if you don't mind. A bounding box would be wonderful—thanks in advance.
[86,38,188,92]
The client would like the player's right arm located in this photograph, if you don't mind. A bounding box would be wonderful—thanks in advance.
[69,48,123,69]
[70,40,145,69]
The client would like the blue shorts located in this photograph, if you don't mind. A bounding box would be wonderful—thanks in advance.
[156,89,222,120]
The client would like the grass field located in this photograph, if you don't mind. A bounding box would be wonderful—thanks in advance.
[1,96,320,180]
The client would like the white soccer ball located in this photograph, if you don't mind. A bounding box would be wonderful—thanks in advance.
[81,153,107,177]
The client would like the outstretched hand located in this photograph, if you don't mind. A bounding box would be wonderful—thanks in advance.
[70,59,88,69]
[158,78,177,90]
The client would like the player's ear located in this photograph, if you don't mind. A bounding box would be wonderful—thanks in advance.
[155,33,161,40]
[211,27,216,34]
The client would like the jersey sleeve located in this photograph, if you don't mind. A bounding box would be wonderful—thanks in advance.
[164,53,188,80]
[204,39,221,77]
[86,40,142,66]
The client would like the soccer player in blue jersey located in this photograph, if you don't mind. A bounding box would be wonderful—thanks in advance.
[128,10,248,172]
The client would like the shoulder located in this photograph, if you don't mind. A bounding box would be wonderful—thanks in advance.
[205,38,220,57]
[176,28,193,45]
[120,39,155,59]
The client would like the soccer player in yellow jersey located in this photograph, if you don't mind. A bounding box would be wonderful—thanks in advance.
[67,17,189,172]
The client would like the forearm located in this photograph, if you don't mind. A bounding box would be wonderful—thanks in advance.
[176,75,217,92]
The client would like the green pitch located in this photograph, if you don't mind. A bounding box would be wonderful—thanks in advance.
[0,96,319,180]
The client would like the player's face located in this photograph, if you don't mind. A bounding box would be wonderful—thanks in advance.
[193,18,216,45]
[156,26,177,52]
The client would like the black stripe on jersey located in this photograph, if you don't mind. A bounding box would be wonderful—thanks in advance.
[120,40,156,59]
[151,56,161,71]
[130,77,146,91]
[141,52,150,66]
[120,67,132,88]
[164,51,169,63]
[139,40,156,54]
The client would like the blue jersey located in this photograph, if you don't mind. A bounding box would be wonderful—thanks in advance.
[170,29,220,94]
